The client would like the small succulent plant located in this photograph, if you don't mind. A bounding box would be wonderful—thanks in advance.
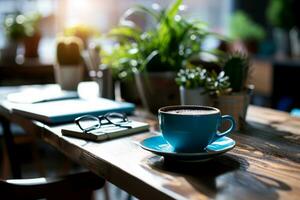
[222,52,250,92]
[205,71,231,96]
[175,67,207,89]
[56,36,83,65]
[176,66,231,96]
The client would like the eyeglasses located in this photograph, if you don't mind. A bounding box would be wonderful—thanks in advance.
[75,112,132,133]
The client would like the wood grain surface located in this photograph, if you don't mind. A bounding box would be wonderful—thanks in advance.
[1,86,299,200]
[39,106,300,200]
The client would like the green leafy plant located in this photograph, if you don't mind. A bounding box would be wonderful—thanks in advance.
[222,52,250,92]
[266,0,294,30]
[3,13,41,40]
[176,66,231,96]
[3,14,26,40]
[101,42,141,79]
[101,0,210,79]
[230,11,265,42]
[23,12,41,37]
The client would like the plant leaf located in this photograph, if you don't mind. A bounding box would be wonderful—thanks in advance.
[165,0,182,20]
[108,26,142,42]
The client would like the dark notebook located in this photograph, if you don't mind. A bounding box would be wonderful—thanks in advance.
[62,120,149,141]
[12,98,135,124]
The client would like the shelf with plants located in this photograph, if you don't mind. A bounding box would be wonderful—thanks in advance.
[101,0,214,113]
[2,12,41,61]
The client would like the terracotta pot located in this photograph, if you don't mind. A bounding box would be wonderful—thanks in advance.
[211,91,251,130]
[230,40,258,55]
[135,71,180,113]
[1,40,19,62]
[23,33,41,58]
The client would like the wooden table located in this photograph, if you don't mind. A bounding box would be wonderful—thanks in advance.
[1,86,300,200]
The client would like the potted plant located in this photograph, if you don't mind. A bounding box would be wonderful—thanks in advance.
[229,11,265,54]
[2,12,42,60]
[2,14,26,62]
[175,67,230,105]
[23,12,42,58]
[64,24,99,49]
[176,52,253,130]
[100,42,141,103]
[214,52,253,130]
[102,0,210,113]
[55,36,84,90]
[176,66,231,104]
[266,0,295,57]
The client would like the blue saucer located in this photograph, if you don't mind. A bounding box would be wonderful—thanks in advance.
[139,135,235,162]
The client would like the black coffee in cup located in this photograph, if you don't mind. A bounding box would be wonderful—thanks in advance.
[166,109,218,115]
[159,105,236,152]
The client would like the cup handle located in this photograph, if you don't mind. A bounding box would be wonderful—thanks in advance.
[212,115,236,143]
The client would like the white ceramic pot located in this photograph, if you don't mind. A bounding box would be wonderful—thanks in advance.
[54,64,84,91]
[179,86,210,106]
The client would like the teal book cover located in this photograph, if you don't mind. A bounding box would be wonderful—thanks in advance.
[11,98,135,124]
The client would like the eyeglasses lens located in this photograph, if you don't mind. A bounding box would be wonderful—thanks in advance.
[78,116,100,131]
[103,113,127,125]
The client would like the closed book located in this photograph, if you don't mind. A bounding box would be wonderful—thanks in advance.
[7,89,78,104]
[61,120,149,141]
[11,98,135,124]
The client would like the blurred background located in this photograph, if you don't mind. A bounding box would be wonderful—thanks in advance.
[1,0,299,111]
[0,0,232,43]
[0,0,299,56]
[0,1,300,199]
[0,0,233,65]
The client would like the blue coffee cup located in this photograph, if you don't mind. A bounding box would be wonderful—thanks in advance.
[158,105,235,152]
